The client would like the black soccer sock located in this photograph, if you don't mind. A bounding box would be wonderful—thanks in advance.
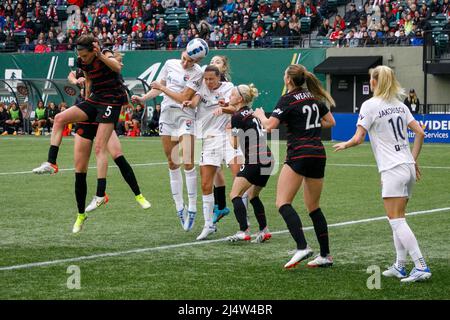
[279,204,308,250]
[96,178,107,197]
[214,186,226,210]
[232,197,248,231]
[309,208,330,257]
[114,155,141,196]
[47,145,59,165]
[250,197,267,231]
[75,172,87,214]
[213,186,218,206]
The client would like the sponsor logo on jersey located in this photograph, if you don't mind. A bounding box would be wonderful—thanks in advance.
[272,108,283,115]
[359,114,365,121]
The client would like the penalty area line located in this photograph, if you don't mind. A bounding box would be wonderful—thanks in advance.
[0,206,449,272]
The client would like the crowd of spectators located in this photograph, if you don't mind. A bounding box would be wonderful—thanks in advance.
[1,0,450,52]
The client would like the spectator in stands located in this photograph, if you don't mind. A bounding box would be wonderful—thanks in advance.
[221,26,231,46]
[47,30,58,51]
[430,0,442,15]
[34,38,50,53]
[0,103,8,134]
[224,0,236,15]
[251,21,263,38]
[46,4,58,27]
[344,29,359,47]
[318,18,331,37]
[229,29,242,45]
[166,33,177,50]
[148,103,160,136]
[442,0,450,15]
[45,101,59,133]
[267,21,278,37]
[199,21,211,39]
[210,25,222,46]
[121,34,136,50]
[333,14,346,31]
[32,100,47,135]
[411,29,424,46]
[178,33,189,48]
[144,24,157,41]
[34,9,48,35]
[329,25,342,41]
[345,3,360,28]
[156,18,169,41]
[3,102,22,135]
[404,88,420,114]
[366,30,381,46]
[20,36,35,52]
[395,28,410,46]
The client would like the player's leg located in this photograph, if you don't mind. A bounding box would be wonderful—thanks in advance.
[247,185,271,243]
[180,133,197,223]
[195,164,218,239]
[72,134,93,234]
[162,134,185,228]
[276,164,312,269]
[107,130,150,209]
[303,177,333,268]
[227,176,253,242]
[213,167,226,210]
[33,105,88,174]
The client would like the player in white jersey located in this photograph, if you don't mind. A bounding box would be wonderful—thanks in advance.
[131,51,204,231]
[183,65,243,240]
[333,66,431,282]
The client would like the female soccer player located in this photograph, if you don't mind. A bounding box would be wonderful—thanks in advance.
[254,64,336,269]
[182,65,242,240]
[131,50,204,231]
[227,84,273,243]
[333,66,431,282]
[68,52,151,234]
[33,35,126,210]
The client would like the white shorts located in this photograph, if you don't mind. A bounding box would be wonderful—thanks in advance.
[381,163,416,198]
[199,135,244,167]
[159,117,195,137]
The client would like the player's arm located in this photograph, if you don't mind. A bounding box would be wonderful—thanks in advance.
[132,80,165,104]
[151,81,197,104]
[83,71,91,99]
[94,44,122,73]
[182,94,201,109]
[253,108,280,133]
[68,71,77,85]
[408,119,425,180]
[321,111,336,129]
[333,125,367,152]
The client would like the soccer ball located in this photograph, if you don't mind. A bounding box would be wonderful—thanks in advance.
[186,38,209,60]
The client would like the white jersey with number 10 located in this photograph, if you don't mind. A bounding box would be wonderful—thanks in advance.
[357,97,416,172]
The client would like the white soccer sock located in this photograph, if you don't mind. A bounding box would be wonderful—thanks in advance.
[169,168,184,212]
[389,220,407,269]
[389,218,427,270]
[202,193,214,227]
[184,167,197,212]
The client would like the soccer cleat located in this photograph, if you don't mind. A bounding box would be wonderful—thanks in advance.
[12,131,17,136]
[382,264,407,278]
[183,211,196,231]
[177,207,186,229]
[1,131,8,136]
[227,229,251,242]
[284,246,313,269]
[212,206,230,224]
[196,225,217,241]
[135,194,151,209]
[85,194,109,213]
[72,213,87,234]
[307,254,334,268]
[400,267,432,283]
[32,162,59,174]
[252,227,272,243]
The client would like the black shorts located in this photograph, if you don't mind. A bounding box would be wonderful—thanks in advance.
[76,93,126,124]
[74,122,98,141]
[285,157,326,179]
[237,162,274,187]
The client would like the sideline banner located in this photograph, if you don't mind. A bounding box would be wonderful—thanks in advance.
[332,113,450,144]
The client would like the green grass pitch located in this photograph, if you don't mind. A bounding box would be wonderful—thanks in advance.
[0,136,449,299]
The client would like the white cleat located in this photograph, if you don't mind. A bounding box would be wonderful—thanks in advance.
[251,227,272,243]
[32,162,58,174]
[400,267,432,283]
[284,246,313,269]
[227,230,251,242]
[196,225,217,241]
[307,254,334,268]
[382,264,407,278]
[85,195,109,213]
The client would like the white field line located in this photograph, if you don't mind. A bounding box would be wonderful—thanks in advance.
[2,161,450,176]
[0,206,448,272]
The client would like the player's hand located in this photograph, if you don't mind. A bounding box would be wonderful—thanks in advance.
[76,77,86,86]
[151,81,163,91]
[93,41,101,56]
[218,99,227,107]
[253,107,265,119]
[415,163,422,181]
[182,101,192,109]
[213,107,223,116]
[332,142,346,152]
[131,95,142,104]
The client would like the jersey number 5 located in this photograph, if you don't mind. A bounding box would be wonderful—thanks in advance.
[303,104,321,130]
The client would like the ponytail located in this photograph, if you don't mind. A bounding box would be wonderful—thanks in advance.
[236,83,259,106]
[304,71,335,108]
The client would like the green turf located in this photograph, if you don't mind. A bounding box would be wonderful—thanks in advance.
[0,136,449,299]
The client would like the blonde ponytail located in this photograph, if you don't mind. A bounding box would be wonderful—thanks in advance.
[237,83,259,106]
[304,71,335,108]
[370,66,405,101]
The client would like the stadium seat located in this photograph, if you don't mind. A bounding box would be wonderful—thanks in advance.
[165,14,179,21]
[174,8,187,15]
[436,13,447,21]
[430,20,442,28]
[56,5,68,21]
[327,0,338,11]
[300,17,311,34]
[271,37,284,48]
[337,0,348,6]
[165,8,177,15]
[167,20,180,34]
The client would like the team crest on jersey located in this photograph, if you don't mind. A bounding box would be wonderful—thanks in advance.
[183,74,190,82]
[185,120,193,128]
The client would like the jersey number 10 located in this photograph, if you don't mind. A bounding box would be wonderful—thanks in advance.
[388,116,405,141]
[303,104,321,130]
